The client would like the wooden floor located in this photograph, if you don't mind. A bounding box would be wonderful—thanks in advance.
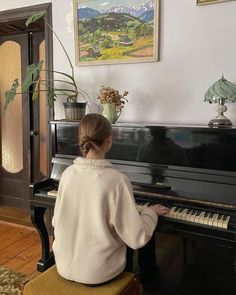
[0,220,41,280]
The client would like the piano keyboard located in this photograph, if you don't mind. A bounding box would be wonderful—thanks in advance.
[47,190,231,230]
[47,190,58,197]
[137,204,230,230]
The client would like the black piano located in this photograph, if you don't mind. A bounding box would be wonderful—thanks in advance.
[30,120,236,295]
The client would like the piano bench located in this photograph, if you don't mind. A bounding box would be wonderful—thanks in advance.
[24,265,140,295]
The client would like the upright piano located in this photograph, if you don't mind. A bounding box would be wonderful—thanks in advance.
[30,120,236,295]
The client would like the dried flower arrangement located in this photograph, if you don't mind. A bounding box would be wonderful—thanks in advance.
[97,85,129,114]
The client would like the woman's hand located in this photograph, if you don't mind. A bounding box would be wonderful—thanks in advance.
[150,204,170,216]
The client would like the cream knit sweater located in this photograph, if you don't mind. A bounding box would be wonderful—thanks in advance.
[52,157,158,284]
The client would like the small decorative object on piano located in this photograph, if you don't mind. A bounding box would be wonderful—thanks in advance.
[204,75,236,127]
[98,85,129,123]
[4,12,89,121]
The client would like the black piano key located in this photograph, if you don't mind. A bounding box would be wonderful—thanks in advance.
[186,209,192,214]
[196,210,201,216]
[204,212,209,217]
[217,214,223,220]
[222,215,227,221]
[209,213,214,218]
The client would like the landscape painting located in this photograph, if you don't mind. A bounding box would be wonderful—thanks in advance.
[74,0,159,66]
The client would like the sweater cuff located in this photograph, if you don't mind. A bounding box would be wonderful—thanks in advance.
[140,207,158,227]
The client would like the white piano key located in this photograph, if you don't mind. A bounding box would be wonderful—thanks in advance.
[195,211,206,224]
[178,208,189,221]
[189,210,198,222]
[212,214,220,227]
[167,206,177,218]
[175,208,185,220]
[185,209,194,222]
[207,213,215,226]
[216,215,224,228]
[47,190,58,197]
[222,216,230,229]
[202,212,211,225]
[172,208,181,219]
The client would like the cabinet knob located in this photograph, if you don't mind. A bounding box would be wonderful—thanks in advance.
[30,130,38,136]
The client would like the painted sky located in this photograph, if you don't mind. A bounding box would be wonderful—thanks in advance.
[78,0,151,11]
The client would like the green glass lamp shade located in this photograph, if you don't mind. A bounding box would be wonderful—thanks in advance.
[204,76,236,127]
[204,76,236,104]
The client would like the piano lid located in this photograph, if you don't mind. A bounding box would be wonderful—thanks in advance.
[53,121,236,175]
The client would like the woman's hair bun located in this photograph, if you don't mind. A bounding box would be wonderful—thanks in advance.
[79,114,112,157]
[80,141,92,156]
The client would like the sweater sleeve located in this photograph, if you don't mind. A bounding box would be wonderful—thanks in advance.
[52,181,62,228]
[112,175,158,250]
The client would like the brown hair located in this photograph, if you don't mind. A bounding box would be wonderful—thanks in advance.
[79,114,112,156]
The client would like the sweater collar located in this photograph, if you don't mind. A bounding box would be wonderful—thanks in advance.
[73,157,113,168]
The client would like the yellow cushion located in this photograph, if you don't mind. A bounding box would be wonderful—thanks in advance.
[24,265,136,295]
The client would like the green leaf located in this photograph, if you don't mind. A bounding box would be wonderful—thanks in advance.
[32,78,40,101]
[22,60,44,92]
[32,60,44,85]
[48,90,57,107]
[4,79,19,111]
[22,64,37,92]
[25,12,46,27]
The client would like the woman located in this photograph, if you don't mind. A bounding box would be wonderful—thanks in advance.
[52,113,169,285]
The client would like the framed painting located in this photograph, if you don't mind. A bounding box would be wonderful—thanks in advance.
[197,0,235,5]
[73,0,159,66]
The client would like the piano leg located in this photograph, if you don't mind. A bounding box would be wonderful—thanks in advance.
[30,206,55,272]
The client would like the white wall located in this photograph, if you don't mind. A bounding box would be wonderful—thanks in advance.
[1,0,236,125]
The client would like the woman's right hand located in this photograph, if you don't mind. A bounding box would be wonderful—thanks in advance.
[150,204,170,216]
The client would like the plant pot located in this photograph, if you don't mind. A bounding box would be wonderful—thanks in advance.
[63,102,87,120]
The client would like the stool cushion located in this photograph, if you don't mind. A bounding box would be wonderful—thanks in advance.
[24,266,137,295]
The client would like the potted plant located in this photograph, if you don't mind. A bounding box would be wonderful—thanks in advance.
[4,12,88,120]
[97,85,129,123]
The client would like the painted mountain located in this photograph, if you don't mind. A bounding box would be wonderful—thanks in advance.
[78,7,101,20]
[106,0,154,18]
[79,0,154,21]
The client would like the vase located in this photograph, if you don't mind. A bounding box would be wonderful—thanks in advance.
[101,103,119,124]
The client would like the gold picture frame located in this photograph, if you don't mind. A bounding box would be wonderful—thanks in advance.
[73,0,159,66]
[197,0,235,5]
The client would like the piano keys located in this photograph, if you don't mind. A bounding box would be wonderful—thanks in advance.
[47,188,234,230]
[30,121,236,295]
[137,203,231,229]
[47,190,58,197]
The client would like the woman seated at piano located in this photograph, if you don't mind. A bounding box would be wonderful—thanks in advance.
[52,113,169,288]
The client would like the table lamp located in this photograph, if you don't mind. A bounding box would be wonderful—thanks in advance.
[204,75,236,127]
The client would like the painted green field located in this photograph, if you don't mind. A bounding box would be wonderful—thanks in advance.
[79,36,154,62]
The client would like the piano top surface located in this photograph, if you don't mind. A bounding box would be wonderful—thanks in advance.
[50,120,236,129]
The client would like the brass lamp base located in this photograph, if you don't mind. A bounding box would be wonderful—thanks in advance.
[208,117,232,128]
[208,99,232,128]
